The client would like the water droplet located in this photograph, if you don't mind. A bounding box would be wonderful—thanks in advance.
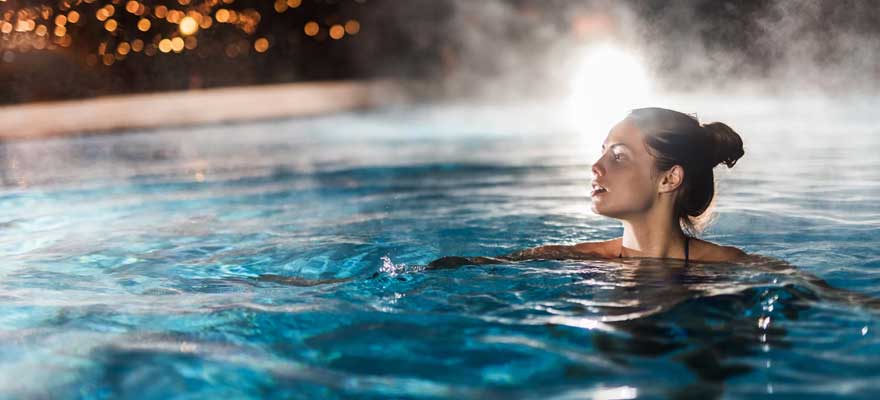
[862,326,869,336]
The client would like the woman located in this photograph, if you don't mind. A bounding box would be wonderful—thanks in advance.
[430,107,747,268]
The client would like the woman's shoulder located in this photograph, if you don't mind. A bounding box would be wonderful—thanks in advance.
[570,237,747,262]
[690,238,748,262]
[571,238,622,258]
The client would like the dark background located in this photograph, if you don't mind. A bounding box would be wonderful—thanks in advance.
[1,0,879,105]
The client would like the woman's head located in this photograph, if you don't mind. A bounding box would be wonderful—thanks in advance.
[590,107,744,235]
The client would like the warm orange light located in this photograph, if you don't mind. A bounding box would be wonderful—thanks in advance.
[329,24,344,40]
[254,37,269,52]
[102,53,114,66]
[344,19,360,35]
[131,39,144,52]
[179,0,191,5]
[287,0,302,7]
[170,37,184,52]
[96,9,109,21]
[178,16,198,36]
[167,10,182,24]
[304,21,319,36]
[54,15,67,26]
[158,39,172,53]
[35,24,47,36]
[125,1,139,14]
[274,0,288,13]
[67,11,80,23]
[105,5,116,16]
[154,5,168,19]
[137,18,150,31]
[104,19,117,32]
[187,11,203,21]
[199,16,212,29]
[117,42,131,55]
[53,25,66,36]
[215,9,230,23]
[0,23,11,34]
[184,36,197,49]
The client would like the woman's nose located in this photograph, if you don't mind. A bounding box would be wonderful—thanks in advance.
[591,157,605,178]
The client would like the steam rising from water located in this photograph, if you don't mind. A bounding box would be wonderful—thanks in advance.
[566,42,654,133]
[391,0,880,103]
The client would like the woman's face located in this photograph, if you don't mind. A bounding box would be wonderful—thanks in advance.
[590,118,661,219]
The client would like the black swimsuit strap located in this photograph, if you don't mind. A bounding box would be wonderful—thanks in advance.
[684,236,690,264]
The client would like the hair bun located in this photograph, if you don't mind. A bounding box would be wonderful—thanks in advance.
[702,122,744,168]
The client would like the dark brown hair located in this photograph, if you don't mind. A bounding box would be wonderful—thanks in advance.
[627,107,744,236]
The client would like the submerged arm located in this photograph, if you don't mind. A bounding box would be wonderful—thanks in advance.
[427,244,604,270]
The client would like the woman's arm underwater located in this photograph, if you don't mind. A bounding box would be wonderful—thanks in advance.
[427,242,614,270]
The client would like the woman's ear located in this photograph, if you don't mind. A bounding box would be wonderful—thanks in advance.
[658,165,684,193]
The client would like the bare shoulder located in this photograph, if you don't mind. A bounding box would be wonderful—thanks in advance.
[572,237,621,258]
[690,238,748,263]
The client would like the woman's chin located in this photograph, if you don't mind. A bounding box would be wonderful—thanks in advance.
[590,202,620,218]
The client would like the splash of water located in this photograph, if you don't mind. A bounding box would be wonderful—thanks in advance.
[379,255,425,277]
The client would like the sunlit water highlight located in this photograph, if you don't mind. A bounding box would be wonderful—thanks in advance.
[0,96,879,399]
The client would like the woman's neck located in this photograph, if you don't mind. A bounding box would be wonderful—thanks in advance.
[620,213,688,259]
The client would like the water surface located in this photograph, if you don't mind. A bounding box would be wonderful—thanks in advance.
[0,98,879,399]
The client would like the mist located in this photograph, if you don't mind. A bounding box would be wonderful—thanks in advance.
[359,0,880,100]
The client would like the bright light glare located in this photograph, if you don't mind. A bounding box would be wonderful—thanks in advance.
[566,43,654,139]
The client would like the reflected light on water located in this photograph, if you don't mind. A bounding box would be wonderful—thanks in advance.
[566,43,654,144]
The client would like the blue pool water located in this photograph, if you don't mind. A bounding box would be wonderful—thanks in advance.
[1,98,879,399]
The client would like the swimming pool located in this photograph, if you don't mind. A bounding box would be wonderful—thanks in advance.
[1,97,878,399]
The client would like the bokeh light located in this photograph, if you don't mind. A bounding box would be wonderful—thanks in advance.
[329,24,344,40]
[158,38,172,53]
[179,16,198,36]
[254,37,269,53]
[304,21,319,36]
[344,19,360,35]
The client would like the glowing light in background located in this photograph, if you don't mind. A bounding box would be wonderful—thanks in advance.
[179,16,198,36]
[344,19,360,35]
[254,37,269,53]
[137,18,150,32]
[0,0,365,67]
[329,24,344,40]
[170,37,184,52]
[303,21,319,36]
[566,43,654,139]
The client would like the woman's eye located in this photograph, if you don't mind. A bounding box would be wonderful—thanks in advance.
[613,153,623,161]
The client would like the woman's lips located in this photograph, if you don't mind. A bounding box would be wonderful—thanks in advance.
[590,186,608,197]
